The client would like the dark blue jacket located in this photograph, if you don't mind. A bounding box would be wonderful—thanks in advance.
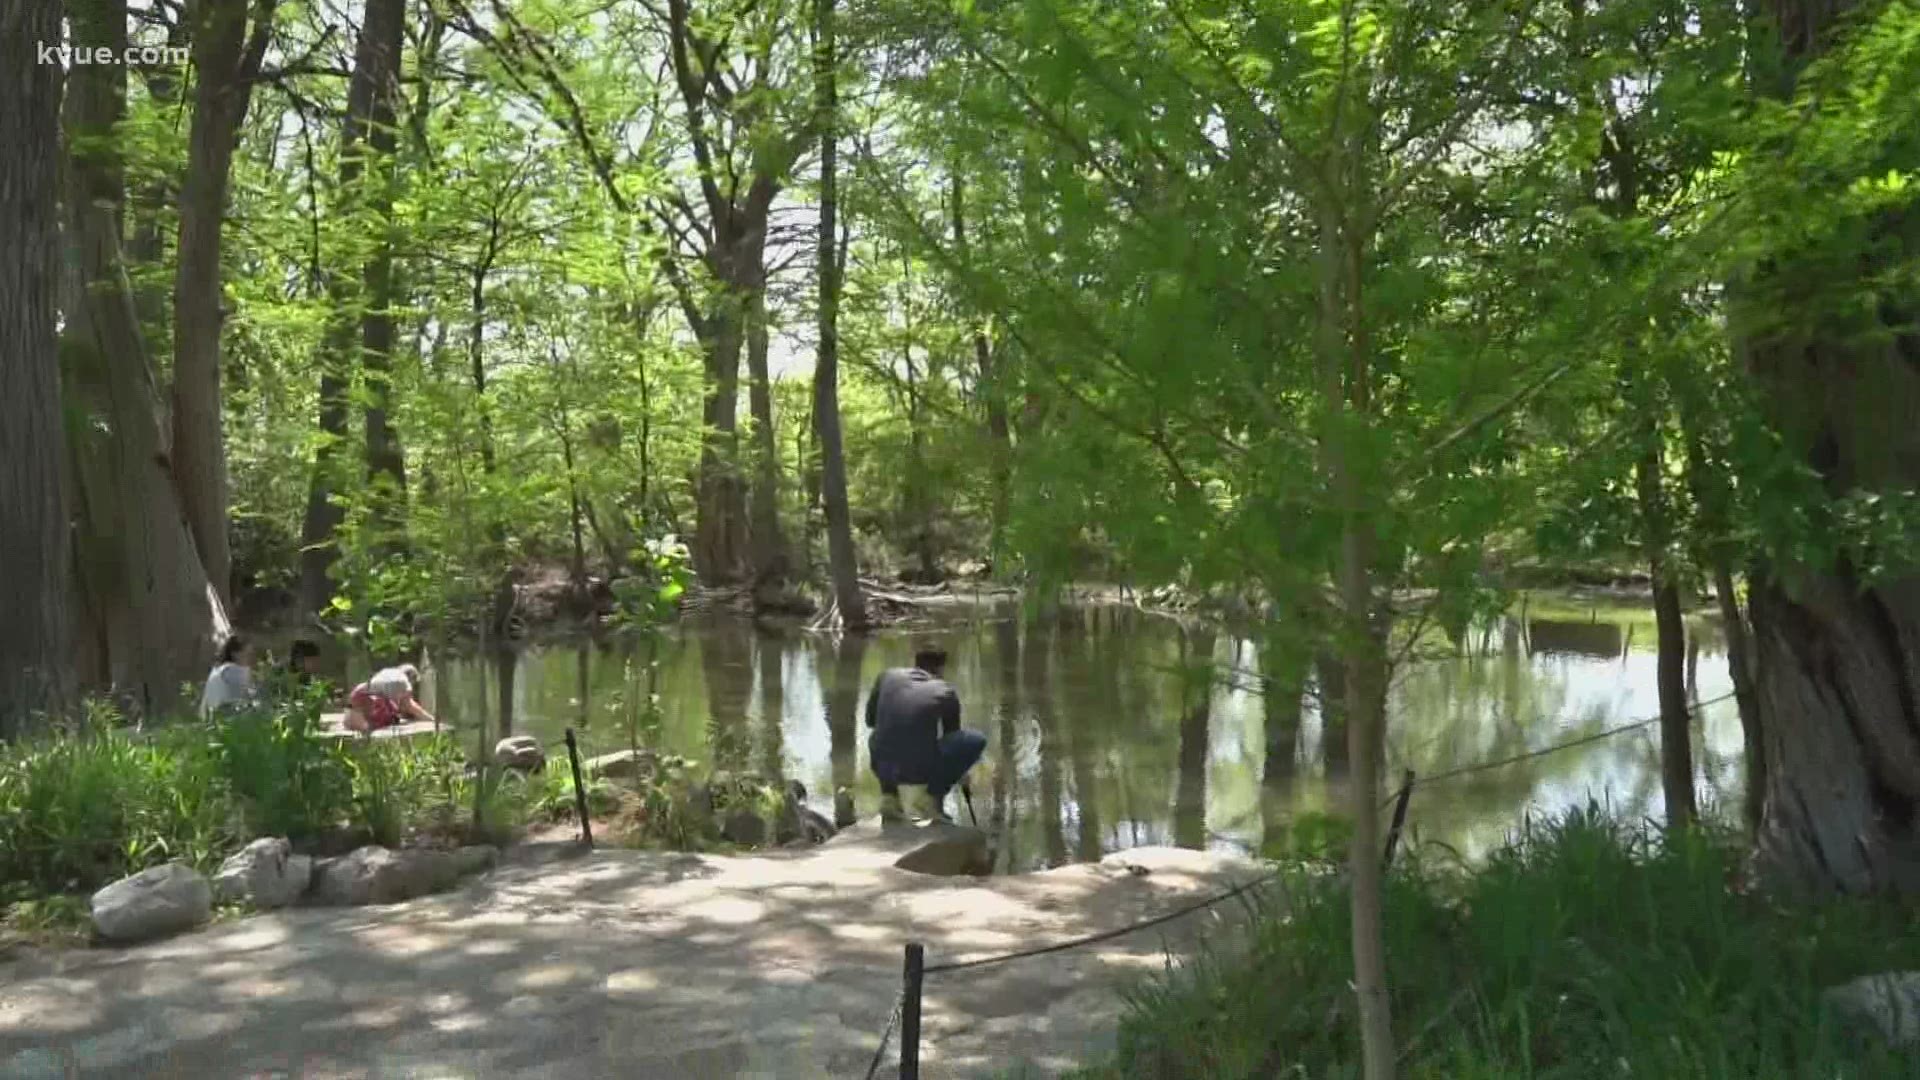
[865,667,960,783]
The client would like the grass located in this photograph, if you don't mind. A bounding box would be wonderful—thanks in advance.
[1075,807,1920,1079]
[1,694,531,938]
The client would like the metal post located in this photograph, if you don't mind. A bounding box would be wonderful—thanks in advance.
[565,727,593,848]
[1383,769,1415,869]
[900,942,925,1079]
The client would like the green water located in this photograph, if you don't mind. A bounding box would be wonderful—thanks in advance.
[415,599,1741,872]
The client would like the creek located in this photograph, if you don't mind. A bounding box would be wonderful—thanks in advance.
[409,596,1743,872]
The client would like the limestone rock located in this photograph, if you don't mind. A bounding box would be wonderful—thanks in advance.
[584,749,658,782]
[494,735,545,773]
[722,808,769,846]
[454,845,499,875]
[893,823,992,877]
[91,862,213,943]
[309,846,463,906]
[1825,972,1920,1047]
[212,837,312,909]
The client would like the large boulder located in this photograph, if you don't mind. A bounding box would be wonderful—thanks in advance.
[91,862,213,943]
[1825,972,1920,1048]
[309,846,461,906]
[211,837,312,909]
[494,735,545,773]
[721,808,769,846]
[893,823,992,877]
[584,748,658,782]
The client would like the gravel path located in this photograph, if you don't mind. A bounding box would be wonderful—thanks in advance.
[1,823,1267,1078]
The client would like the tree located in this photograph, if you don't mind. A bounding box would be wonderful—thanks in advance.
[1735,0,1920,893]
[654,0,814,587]
[63,0,231,713]
[172,0,277,604]
[814,0,868,628]
[300,0,408,612]
[0,0,73,733]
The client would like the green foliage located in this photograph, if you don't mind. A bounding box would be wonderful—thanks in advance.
[1082,809,1920,1078]
[0,717,229,896]
[209,700,354,845]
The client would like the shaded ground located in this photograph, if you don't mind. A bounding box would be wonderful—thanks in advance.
[0,822,1268,1078]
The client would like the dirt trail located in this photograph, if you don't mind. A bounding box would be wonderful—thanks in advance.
[0,823,1267,1078]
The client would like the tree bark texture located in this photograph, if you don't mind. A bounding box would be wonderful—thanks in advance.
[300,0,405,612]
[171,0,275,606]
[1635,434,1697,827]
[813,0,868,629]
[0,0,74,733]
[746,282,789,587]
[63,0,231,716]
[1744,0,1920,894]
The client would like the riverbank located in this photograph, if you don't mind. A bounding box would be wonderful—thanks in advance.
[1,824,1266,1077]
[1072,811,1920,1077]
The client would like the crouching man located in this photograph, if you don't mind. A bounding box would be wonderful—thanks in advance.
[865,644,986,824]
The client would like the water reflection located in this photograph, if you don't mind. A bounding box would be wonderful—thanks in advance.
[429,602,1745,872]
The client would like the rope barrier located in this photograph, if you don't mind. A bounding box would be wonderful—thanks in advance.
[920,867,1284,976]
[864,994,905,1080]
[1376,690,1739,807]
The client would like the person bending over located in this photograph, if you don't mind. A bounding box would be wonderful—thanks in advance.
[865,644,986,824]
[346,662,437,732]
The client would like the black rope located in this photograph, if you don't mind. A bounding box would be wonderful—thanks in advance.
[1379,690,1739,805]
[921,867,1283,976]
[864,994,904,1080]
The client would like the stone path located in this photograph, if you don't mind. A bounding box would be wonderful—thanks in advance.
[0,823,1268,1079]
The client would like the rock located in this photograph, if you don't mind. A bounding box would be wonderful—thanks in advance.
[833,787,856,829]
[584,749,658,782]
[494,735,545,773]
[722,808,769,846]
[1825,972,1920,1047]
[90,862,213,943]
[211,838,312,909]
[308,846,463,906]
[454,845,498,876]
[893,823,992,877]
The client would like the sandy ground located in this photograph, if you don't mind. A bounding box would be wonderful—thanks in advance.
[0,821,1268,1079]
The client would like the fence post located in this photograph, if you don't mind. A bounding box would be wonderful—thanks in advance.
[900,942,925,1079]
[1383,769,1415,870]
[564,727,593,848]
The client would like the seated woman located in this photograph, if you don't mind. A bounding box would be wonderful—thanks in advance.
[199,634,258,718]
[345,662,437,732]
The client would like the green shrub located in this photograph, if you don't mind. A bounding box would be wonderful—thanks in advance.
[0,710,234,896]
[208,698,353,844]
[1080,806,1920,1079]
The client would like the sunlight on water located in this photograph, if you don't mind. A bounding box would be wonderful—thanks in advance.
[425,598,1741,872]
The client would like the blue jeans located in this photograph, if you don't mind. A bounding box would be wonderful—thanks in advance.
[872,729,987,800]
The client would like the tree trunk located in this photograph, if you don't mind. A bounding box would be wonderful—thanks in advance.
[1635,435,1697,828]
[1173,628,1214,851]
[62,0,231,716]
[0,0,73,733]
[1678,409,1766,833]
[814,0,867,629]
[1742,0,1920,895]
[299,0,405,612]
[171,0,274,606]
[1262,630,1307,787]
[1319,196,1393,1080]
[746,282,788,588]
[129,17,186,354]
[359,0,407,538]
[694,298,749,583]
[950,171,1011,569]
